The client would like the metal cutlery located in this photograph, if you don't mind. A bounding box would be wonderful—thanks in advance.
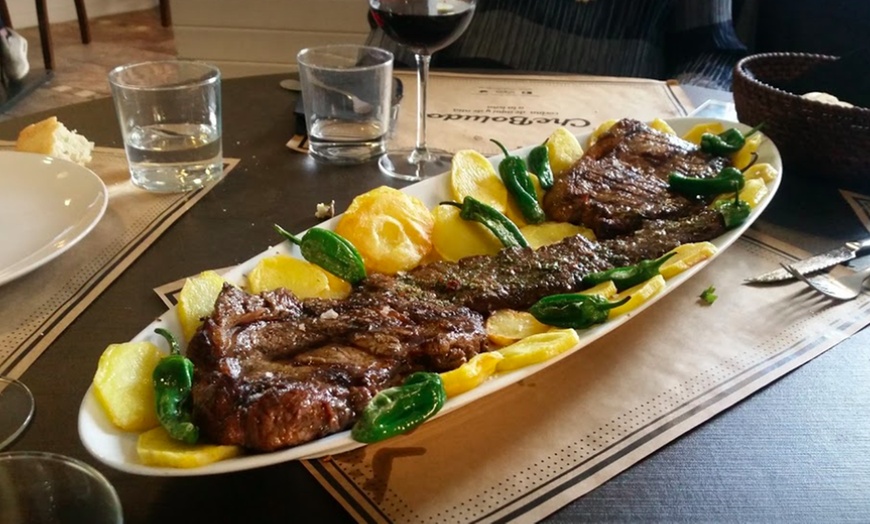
[781,262,870,301]
[746,237,870,284]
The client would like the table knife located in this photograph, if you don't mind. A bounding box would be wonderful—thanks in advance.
[745,238,870,283]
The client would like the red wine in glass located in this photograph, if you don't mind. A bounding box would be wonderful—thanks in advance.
[371,3,475,55]
[370,0,477,181]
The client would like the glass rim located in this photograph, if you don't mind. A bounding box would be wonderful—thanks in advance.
[0,451,123,518]
[297,44,393,71]
[0,376,34,450]
[108,59,221,91]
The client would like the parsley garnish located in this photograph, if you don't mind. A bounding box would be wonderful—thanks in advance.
[699,285,717,305]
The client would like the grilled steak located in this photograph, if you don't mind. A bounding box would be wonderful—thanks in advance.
[188,118,733,451]
[543,119,728,239]
[188,285,486,451]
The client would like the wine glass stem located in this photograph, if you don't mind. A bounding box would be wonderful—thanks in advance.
[413,52,432,159]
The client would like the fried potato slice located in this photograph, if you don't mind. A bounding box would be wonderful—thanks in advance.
[607,275,666,318]
[587,119,617,148]
[649,118,676,135]
[440,352,505,398]
[710,178,769,209]
[520,221,596,249]
[92,341,163,432]
[743,162,778,184]
[660,242,718,279]
[137,426,242,468]
[495,329,581,372]
[579,280,618,299]
[247,255,331,298]
[177,270,226,341]
[731,133,763,170]
[432,203,502,262]
[335,186,434,275]
[681,122,725,145]
[450,149,508,213]
[485,309,550,347]
[546,127,584,176]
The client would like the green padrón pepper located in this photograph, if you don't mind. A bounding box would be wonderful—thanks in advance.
[530,293,630,329]
[711,188,751,229]
[351,372,447,443]
[582,252,676,292]
[153,328,199,444]
[700,123,764,156]
[274,224,366,285]
[668,166,745,197]
[491,139,546,224]
[440,197,529,249]
[527,139,554,189]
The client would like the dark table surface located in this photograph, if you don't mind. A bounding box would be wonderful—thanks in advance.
[3,73,870,523]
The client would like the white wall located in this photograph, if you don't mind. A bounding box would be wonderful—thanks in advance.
[6,0,157,29]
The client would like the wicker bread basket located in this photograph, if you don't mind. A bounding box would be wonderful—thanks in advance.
[733,52,870,186]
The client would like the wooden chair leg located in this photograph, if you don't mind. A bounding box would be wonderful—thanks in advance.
[34,0,53,70]
[0,0,12,29]
[160,0,171,27]
[74,0,90,44]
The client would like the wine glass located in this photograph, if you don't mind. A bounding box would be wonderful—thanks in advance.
[369,0,477,181]
[0,375,35,450]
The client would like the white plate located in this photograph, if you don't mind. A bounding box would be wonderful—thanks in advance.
[0,152,108,286]
[79,117,782,476]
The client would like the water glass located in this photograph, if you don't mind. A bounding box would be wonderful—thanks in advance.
[0,452,123,523]
[297,45,394,163]
[108,60,223,193]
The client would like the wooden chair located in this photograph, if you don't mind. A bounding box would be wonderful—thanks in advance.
[0,0,172,72]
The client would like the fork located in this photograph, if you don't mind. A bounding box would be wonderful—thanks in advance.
[780,263,870,300]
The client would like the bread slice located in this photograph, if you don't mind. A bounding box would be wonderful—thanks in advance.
[15,116,95,166]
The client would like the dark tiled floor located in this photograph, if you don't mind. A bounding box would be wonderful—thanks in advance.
[1,8,175,122]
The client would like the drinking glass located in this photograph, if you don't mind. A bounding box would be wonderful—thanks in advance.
[108,60,223,193]
[0,452,123,523]
[369,0,477,181]
[0,376,35,450]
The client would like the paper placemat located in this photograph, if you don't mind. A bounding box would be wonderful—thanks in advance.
[289,73,693,155]
[0,145,239,378]
[303,230,870,523]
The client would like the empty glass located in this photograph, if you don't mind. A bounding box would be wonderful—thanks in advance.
[0,452,123,523]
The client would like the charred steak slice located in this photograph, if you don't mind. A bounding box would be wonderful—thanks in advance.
[188,284,486,451]
[543,119,728,239]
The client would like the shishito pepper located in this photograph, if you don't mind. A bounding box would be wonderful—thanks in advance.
[351,372,446,443]
[491,139,546,224]
[439,352,504,398]
[440,197,529,249]
[668,166,745,197]
[527,139,554,189]
[529,293,630,329]
[153,328,199,444]
[700,123,763,156]
[582,252,676,291]
[711,188,751,229]
[274,224,366,285]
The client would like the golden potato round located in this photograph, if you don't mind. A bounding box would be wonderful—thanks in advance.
[546,127,584,175]
[485,309,550,347]
[92,341,163,432]
[247,255,331,298]
[450,149,508,212]
[432,204,503,262]
[177,270,226,341]
[520,221,595,249]
[335,186,434,274]
[137,426,241,468]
